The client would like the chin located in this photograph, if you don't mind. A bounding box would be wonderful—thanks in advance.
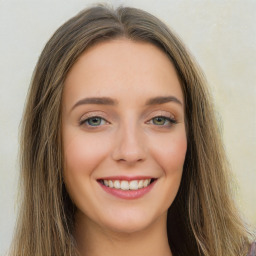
[103,219,152,234]
[98,208,165,234]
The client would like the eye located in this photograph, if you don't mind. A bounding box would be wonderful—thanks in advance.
[149,116,177,126]
[80,116,107,127]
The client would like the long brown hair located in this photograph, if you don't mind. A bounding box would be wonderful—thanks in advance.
[9,5,253,256]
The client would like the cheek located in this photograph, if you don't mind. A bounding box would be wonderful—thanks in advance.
[62,129,113,200]
[147,128,187,213]
[150,129,187,174]
[63,130,110,174]
[62,129,113,213]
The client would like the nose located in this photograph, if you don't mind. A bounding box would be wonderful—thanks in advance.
[111,123,147,164]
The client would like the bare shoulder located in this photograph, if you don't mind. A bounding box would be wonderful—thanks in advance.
[248,242,256,256]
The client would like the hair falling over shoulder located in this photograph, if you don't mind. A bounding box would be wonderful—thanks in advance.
[9,4,254,256]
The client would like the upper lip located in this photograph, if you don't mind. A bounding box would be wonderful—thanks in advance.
[97,176,156,181]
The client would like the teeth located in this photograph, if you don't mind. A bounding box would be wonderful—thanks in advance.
[138,180,144,188]
[120,180,129,190]
[143,179,149,187]
[113,180,120,189]
[109,180,114,188]
[101,179,152,190]
[129,180,138,190]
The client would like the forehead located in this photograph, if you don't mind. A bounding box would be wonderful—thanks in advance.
[63,38,183,107]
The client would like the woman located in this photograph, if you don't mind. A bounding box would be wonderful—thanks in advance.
[9,5,255,256]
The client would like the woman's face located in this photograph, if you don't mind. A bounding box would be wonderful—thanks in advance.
[62,39,187,233]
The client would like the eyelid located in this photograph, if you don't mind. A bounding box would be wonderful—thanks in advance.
[146,110,176,120]
[145,110,178,127]
[79,111,108,122]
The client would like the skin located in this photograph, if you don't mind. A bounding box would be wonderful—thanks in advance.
[62,38,187,256]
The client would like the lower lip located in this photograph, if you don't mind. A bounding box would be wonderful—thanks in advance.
[98,180,156,200]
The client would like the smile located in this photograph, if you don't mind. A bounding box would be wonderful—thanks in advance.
[97,177,157,200]
[99,178,154,190]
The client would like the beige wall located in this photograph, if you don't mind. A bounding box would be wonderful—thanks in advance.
[0,0,255,254]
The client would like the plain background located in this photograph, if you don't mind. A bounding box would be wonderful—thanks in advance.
[0,0,255,254]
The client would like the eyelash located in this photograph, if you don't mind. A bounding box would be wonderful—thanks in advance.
[79,116,108,127]
[147,116,177,127]
[79,115,177,128]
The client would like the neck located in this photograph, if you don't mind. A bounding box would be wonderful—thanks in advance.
[74,211,172,256]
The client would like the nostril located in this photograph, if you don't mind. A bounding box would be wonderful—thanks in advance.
[111,135,147,163]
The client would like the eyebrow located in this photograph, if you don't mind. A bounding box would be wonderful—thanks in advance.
[145,96,182,106]
[71,95,182,111]
[71,97,117,111]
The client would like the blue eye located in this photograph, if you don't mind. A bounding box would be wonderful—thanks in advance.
[150,116,176,126]
[82,117,107,127]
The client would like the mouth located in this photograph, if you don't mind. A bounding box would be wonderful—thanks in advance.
[97,177,157,199]
[98,178,157,190]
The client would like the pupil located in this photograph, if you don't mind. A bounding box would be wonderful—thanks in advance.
[89,117,100,125]
[154,117,164,125]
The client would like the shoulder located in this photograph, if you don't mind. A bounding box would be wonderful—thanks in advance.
[247,242,256,256]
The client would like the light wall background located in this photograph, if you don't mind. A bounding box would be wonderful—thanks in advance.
[0,0,255,254]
